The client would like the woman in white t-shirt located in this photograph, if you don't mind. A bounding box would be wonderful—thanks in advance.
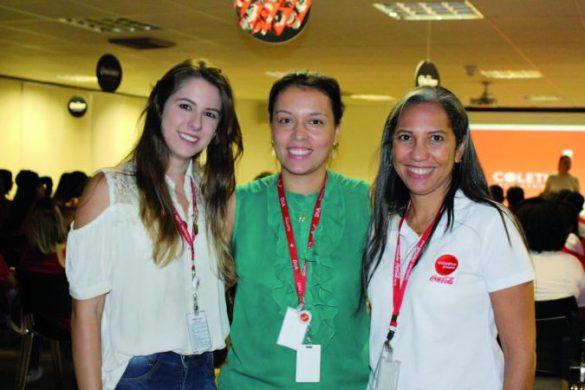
[66,60,242,390]
[516,197,585,304]
[365,86,535,390]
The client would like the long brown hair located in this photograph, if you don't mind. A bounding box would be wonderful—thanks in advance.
[130,60,243,286]
[25,198,67,255]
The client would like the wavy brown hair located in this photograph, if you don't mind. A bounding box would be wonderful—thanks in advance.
[25,198,67,255]
[129,59,243,286]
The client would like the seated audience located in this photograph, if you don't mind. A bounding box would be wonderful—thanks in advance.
[0,252,17,313]
[489,184,505,203]
[562,191,585,247]
[53,171,88,228]
[506,186,525,214]
[20,198,67,274]
[39,176,53,198]
[516,197,585,304]
[0,169,12,229]
[0,170,44,266]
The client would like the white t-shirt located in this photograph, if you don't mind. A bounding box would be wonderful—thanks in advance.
[66,162,229,390]
[368,192,534,390]
[532,250,585,306]
[566,233,585,256]
[545,173,580,193]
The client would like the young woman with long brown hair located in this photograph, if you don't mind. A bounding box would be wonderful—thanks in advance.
[66,60,242,390]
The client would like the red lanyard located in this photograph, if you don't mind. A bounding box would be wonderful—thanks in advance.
[173,178,198,272]
[277,174,327,307]
[388,204,442,341]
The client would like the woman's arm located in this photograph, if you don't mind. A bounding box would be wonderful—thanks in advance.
[490,282,535,390]
[71,296,105,390]
[69,172,110,389]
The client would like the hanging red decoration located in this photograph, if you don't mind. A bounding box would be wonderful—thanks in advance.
[233,0,312,43]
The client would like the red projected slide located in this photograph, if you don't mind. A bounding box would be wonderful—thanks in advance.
[471,125,584,198]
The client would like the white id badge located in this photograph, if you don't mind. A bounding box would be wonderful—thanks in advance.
[186,311,212,354]
[370,342,400,390]
[276,307,311,350]
[296,344,321,383]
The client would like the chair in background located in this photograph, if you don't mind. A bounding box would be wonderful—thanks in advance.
[535,296,583,379]
[14,271,71,390]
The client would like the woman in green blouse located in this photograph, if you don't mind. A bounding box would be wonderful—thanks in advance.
[219,72,370,389]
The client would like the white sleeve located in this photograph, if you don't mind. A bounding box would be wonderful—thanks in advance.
[65,208,116,300]
[480,211,535,293]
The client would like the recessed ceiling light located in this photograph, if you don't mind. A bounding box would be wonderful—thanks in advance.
[57,74,98,83]
[350,94,395,102]
[59,17,159,33]
[480,70,542,79]
[373,1,483,21]
[524,95,561,102]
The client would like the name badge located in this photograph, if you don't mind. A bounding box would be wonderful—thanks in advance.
[186,311,211,354]
[296,344,321,383]
[370,342,400,390]
[276,307,311,350]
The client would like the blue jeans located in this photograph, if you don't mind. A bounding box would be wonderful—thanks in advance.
[116,351,216,390]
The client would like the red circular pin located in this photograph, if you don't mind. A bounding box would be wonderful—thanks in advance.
[299,310,311,323]
[435,255,459,275]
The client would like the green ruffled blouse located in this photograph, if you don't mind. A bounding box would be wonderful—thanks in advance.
[219,171,371,390]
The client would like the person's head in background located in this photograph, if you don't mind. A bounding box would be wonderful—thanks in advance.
[25,197,67,255]
[5,170,43,233]
[489,184,505,203]
[506,186,525,213]
[39,176,53,198]
[0,169,13,198]
[54,171,89,208]
[515,197,568,252]
[268,71,343,193]
[558,155,572,174]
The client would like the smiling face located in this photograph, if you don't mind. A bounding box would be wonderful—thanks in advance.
[161,77,222,170]
[271,86,340,192]
[392,102,464,206]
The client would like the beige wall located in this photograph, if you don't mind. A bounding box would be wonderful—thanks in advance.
[2,77,585,197]
[0,78,390,194]
[0,78,144,195]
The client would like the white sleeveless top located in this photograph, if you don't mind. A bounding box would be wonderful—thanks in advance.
[66,161,229,390]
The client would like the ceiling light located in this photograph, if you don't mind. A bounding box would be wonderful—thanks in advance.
[350,94,395,102]
[524,95,561,102]
[108,37,175,50]
[59,17,159,33]
[372,1,483,21]
[480,70,542,79]
[57,74,98,83]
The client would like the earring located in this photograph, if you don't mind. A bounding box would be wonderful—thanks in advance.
[330,143,339,160]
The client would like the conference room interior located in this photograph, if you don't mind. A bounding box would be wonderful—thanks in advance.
[1,0,585,389]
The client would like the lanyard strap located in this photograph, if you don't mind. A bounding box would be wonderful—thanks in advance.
[388,204,442,341]
[277,174,327,306]
[173,178,198,270]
